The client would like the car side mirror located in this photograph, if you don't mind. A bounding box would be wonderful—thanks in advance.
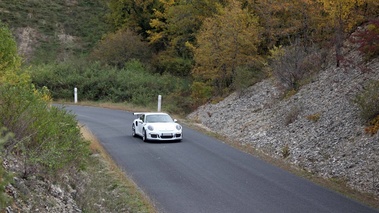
[174,119,178,123]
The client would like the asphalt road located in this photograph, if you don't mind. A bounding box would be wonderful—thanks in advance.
[63,105,378,213]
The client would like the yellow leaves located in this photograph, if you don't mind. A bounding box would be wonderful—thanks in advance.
[149,18,164,29]
[159,0,176,7]
[147,30,164,43]
[0,69,30,86]
[33,85,52,103]
[192,0,262,95]
[152,9,164,19]
[269,45,285,59]
[319,0,366,31]
[367,23,379,32]
[184,41,195,52]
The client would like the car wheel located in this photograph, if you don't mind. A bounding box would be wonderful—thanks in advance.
[132,124,136,137]
[142,129,148,142]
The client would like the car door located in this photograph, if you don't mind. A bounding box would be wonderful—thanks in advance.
[136,114,145,136]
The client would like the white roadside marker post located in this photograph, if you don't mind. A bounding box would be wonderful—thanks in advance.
[74,87,78,104]
[158,95,162,112]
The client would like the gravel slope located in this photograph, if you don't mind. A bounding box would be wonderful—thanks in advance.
[188,51,379,198]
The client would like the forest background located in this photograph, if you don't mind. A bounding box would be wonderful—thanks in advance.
[1,0,378,114]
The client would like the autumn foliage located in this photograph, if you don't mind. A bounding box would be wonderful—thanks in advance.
[352,20,379,61]
[95,0,378,106]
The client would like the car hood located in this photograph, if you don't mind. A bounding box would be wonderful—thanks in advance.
[148,122,179,131]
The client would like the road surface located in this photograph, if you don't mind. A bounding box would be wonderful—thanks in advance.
[63,105,378,213]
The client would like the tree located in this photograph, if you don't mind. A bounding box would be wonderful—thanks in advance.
[318,0,366,67]
[192,0,262,96]
[243,0,324,53]
[0,22,20,74]
[90,29,152,68]
[352,19,379,62]
[107,0,162,38]
[270,41,323,91]
[148,0,225,76]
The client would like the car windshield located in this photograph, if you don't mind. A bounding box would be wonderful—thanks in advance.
[146,114,174,123]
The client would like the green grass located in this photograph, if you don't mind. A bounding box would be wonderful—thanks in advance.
[78,126,156,213]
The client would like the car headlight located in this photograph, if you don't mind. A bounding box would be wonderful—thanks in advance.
[147,125,154,131]
[176,125,182,130]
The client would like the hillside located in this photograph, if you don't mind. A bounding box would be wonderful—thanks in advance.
[0,0,109,63]
[188,43,379,203]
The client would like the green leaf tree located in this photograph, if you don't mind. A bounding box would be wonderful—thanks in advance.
[90,29,152,68]
[0,22,21,75]
[107,0,162,38]
[148,0,225,76]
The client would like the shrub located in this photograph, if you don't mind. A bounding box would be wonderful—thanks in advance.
[365,115,379,135]
[0,82,90,177]
[191,81,213,108]
[164,80,192,115]
[306,113,321,122]
[270,42,323,91]
[285,106,301,126]
[232,65,266,96]
[152,52,193,77]
[90,29,152,68]
[282,144,290,159]
[351,20,379,62]
[353,80,379,122]
[30,59,190,111]
[353,80,379,135]
[0,128,14,210]
[0,22,21,74]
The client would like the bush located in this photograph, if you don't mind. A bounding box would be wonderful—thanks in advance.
[191,81,213,108]
[365,115,379,135]
[0,22,21,73]
[232,65,266,96]
[0,82,90,177]
[353,80,379,122]
[353,80,379,135]
[306,113,321,122]
[30,59,190,111]
[352,20,379,62]
[285,106,301,126]
[282,144,290,159]
[0,128,14,210]
[90,29,152,68]
[270,42,323,91]
[152,52,193,77]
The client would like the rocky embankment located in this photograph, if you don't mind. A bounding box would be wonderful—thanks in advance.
[188,53,379,198]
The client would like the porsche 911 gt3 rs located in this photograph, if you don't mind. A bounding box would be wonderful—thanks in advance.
[132,112,182,142]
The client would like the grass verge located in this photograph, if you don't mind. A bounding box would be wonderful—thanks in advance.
[79,124,157,213]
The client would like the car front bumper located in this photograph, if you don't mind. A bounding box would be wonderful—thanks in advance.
[147,132,182,141]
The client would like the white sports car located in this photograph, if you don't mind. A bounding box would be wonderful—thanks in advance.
[132,112,183,142]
